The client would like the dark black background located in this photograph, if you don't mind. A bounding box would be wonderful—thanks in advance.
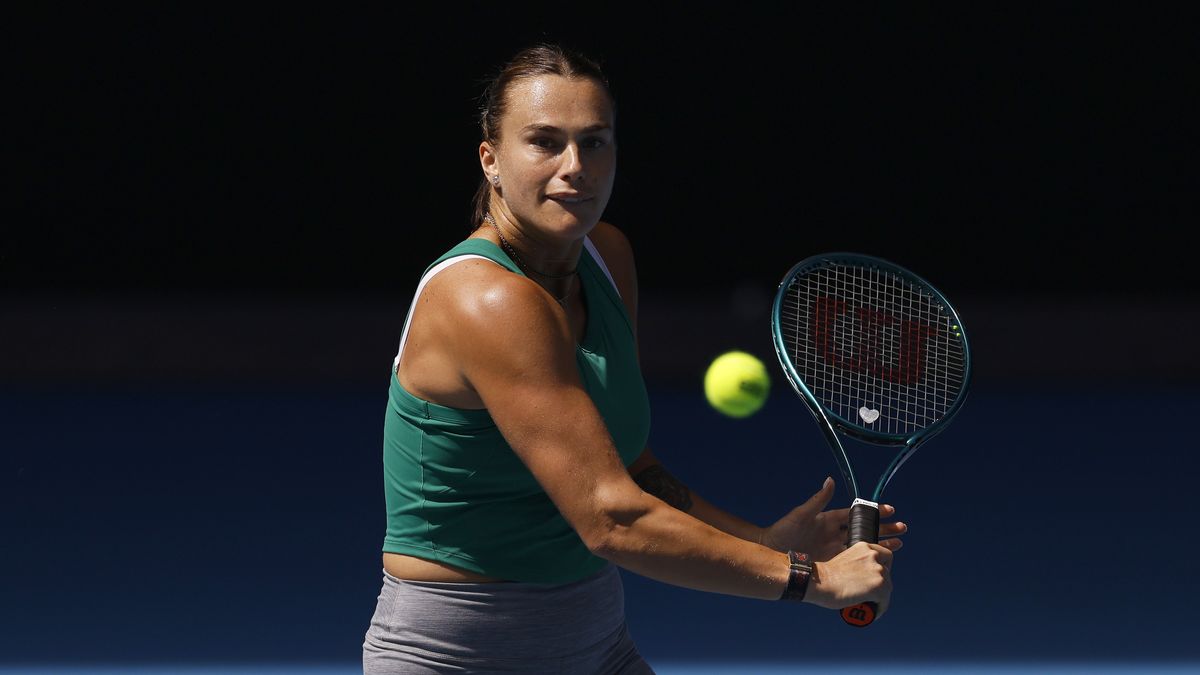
[8,4,1197,299]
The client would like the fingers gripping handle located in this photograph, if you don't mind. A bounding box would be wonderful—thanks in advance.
[842,498,881,627]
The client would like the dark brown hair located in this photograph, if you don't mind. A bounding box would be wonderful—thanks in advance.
[470,43,614,229]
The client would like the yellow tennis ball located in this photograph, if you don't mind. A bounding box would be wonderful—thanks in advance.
[704,350,770,418]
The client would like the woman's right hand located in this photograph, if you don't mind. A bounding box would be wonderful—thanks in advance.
[804,542,893,617]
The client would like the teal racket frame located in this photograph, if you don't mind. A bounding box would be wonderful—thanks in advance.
[770,252,973,503]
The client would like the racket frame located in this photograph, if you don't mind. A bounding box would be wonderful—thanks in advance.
[770,252,972,503]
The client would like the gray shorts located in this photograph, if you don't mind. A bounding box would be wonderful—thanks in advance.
[362,563,655,674]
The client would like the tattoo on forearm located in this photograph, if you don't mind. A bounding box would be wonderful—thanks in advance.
[633,465,694,512]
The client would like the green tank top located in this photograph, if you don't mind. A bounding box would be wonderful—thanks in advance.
[381,237,651,584]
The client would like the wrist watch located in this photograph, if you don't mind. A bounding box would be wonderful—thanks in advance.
[780,550,813,602]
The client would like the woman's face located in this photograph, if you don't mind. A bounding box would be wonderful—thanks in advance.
[482,74,616,240]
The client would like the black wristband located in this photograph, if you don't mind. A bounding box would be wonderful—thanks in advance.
[780,551,813,602]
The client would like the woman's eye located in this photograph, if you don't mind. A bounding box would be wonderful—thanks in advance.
[529,136,608,150]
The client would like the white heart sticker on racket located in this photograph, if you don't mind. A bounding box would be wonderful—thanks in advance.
[858,407,880,424]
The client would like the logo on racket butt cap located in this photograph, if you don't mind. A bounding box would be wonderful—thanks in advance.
[841,603,876,627]
[858,406,880,424]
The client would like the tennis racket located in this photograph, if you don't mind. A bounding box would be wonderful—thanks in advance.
[770,252,972,627]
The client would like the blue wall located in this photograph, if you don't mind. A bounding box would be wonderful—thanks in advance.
[5,379,1198,666]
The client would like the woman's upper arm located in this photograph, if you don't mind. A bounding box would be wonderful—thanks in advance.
[443,264,642,548]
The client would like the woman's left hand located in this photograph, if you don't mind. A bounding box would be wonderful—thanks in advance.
[759,477,907,562]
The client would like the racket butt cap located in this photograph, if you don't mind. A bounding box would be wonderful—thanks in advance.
[841,602,878,627]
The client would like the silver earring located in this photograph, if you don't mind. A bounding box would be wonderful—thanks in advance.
[490,175,501,187]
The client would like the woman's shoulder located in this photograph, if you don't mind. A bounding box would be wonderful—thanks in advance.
[586,221,639,321]
[587,221,637,287]
[588,221,634,264]
[400,239,576,406]
[421,242,567,335]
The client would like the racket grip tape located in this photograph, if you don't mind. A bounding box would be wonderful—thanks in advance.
[841,498,881,628]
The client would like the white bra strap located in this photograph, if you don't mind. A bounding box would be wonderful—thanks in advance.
[583,237,621,299]
[393,254,493,368]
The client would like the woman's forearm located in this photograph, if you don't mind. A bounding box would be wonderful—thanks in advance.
[590,489,790,601]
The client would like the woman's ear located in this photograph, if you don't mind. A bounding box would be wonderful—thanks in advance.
[479,141,498,181]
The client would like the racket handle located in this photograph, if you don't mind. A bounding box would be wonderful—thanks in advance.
[841,498,880,627]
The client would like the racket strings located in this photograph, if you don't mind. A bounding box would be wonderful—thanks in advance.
[779,262,967,437]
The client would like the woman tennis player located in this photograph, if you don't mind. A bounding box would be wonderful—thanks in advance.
[362,43,907,673]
